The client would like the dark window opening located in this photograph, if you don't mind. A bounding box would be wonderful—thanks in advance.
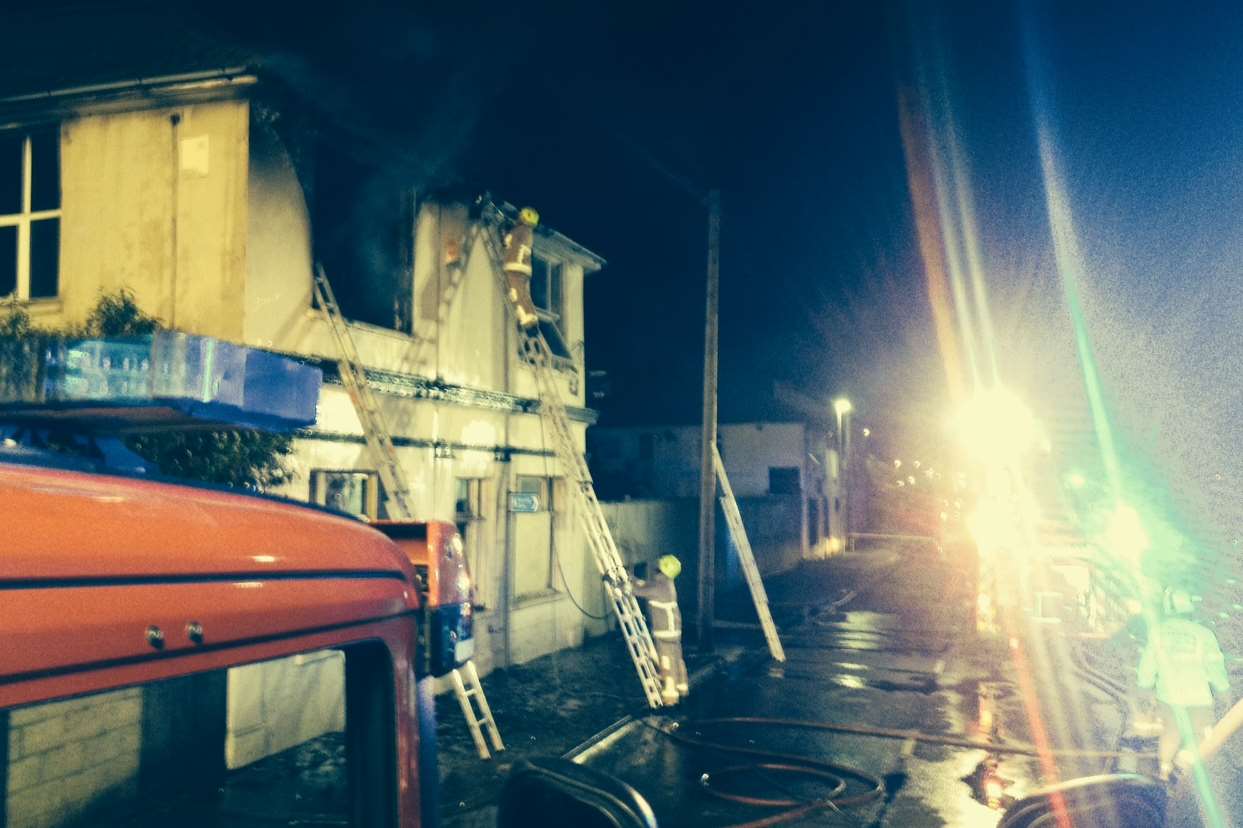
[0,125,60,300]
[0,131,21,215]
[639,432,655,463]
[0,226,16,296]
[29,217,58,298]
[311,138,413,333]
[29,129,59,212]
[768,467,800,495]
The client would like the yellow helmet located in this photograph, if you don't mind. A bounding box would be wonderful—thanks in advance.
[518,206,540,227]
[658,554,682,579]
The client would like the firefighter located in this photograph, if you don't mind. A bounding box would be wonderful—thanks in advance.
[632,554,689,705]
[1138,586,1232,779]
[503,206,540,329]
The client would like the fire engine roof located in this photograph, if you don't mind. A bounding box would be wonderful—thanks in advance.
[0,462,418,585]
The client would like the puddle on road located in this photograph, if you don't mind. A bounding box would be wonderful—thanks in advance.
[962,754,1018,811]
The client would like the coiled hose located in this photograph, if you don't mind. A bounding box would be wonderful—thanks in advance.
[646,716,1155,827]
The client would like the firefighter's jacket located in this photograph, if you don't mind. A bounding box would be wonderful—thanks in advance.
[633,574,682,641]
[502,223,534,276]
[1138,617,1230,707]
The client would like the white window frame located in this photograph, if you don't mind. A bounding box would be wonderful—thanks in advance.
[0,127,61,300]
[527,254,573,361]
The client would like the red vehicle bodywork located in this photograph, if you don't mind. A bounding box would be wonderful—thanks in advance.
[374,519,475,676]
[0,462,433,825]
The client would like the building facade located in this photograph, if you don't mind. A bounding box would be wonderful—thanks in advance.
[590,421,844,560]
[1,66,611,779]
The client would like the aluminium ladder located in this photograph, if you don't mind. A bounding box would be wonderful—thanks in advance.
[474,203,667,709]
[449,659,505,760]
[713,445,786,662]
[311,264,506,757]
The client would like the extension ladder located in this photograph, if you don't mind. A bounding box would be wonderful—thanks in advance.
[450,661,505,759]
[475,201,667,709]
[713,445,786,661]
[311,263,505,753]
[312,264,415,520]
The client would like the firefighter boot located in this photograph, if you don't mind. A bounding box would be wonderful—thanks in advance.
[507,273,539,329]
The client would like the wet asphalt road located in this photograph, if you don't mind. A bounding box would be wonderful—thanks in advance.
[571,541,1139,827]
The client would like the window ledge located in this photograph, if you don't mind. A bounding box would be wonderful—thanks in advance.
[512,589,562,609]
[305,307,414,343]
[6,297,62,317]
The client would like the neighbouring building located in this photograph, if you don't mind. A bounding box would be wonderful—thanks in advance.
[590,421,844,582]
[0,13,612,821]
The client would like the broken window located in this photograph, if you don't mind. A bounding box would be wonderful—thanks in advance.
[0,126,60,300]
[528,253,570,358]
[311,137,413,333]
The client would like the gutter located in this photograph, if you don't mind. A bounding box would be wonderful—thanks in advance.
[0,68,258,128]
[0,67,257,106]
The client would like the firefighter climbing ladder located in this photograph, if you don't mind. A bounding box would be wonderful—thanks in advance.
[713,445,786,662]
[311,264,506,758]
[474,202,667,709]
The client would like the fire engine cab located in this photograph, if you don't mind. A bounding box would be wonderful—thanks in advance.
[0,333,658,828]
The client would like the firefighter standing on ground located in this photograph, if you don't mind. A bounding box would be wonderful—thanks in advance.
[632,555,689,705]
[502,206,541,329]
[1138,586,1232,779]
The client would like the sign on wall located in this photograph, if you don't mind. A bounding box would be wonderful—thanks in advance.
[508,492,540,513]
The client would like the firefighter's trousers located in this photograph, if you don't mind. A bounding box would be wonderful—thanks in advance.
[654,634,688,703]
[506,272,539,329]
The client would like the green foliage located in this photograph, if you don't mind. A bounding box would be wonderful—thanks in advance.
[0,290,296,491]
[127,429,295,491]
[83,290,161,337]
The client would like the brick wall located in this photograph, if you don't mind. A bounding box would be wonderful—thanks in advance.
[5,688,142,827]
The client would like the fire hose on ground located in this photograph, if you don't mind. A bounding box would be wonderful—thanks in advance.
[643,715,1158,828]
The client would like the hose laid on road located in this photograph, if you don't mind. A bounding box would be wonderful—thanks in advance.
[644,714,1157,828]
[644,717,884,828]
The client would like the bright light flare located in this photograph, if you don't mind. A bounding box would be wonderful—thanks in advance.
[952,388,1039,463]
[1104,503,1149,565]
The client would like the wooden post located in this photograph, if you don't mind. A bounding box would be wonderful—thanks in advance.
[697,189,721,652]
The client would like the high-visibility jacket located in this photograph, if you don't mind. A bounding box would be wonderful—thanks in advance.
[633,574,682,641]
[1138,617,1230,707]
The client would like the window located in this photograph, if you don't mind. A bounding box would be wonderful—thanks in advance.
[455,477,486,596]
[527,254,570,359]
[0,126,60,300]
[310,470,380,519]
[311,134,413,333]
[768,466,801,495]
[3,644,395,826]
[638,432,655,463]
[513,475,559,598]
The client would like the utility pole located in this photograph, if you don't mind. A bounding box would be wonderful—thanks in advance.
[698,189,721,652]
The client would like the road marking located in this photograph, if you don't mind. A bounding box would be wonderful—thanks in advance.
[934,659,945,675]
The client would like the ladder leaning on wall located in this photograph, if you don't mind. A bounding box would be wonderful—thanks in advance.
[472,200,667,710]
[311,265,505,759]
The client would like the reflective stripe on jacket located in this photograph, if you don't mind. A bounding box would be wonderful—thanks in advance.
[633,574,682,637]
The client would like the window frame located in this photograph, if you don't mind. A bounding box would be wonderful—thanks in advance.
[527,253,572,360]
[0,125,61,301]
[512,474,561,600]
[309,469,381,520]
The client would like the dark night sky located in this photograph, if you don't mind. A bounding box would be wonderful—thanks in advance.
[19,1,1243,447]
